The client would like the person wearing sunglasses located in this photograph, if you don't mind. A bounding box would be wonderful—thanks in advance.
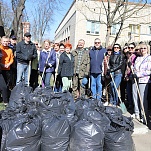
[107,43,124,106]
[89,38,107,100]
[124,42,137,110]
[132,43,151,123]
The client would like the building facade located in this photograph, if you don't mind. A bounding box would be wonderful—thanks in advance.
[55,0,151,48]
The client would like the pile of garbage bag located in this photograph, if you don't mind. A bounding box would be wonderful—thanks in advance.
[0,82,135,151]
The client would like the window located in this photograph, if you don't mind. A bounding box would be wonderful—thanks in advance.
[111,24,120,35]
[129,24,140,34]
[86,20,100,35]
[149,26,151,34]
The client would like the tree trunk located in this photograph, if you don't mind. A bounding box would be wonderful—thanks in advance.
[12,0,26,40]
[105,26,111,47]
[0,2,5,37]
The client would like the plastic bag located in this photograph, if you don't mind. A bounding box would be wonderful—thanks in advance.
[69,120,104,151]
[5,115,41,151]
[104,127,135,151]
[9,82,33,108]
[41,115,70,151]
[81,110,111,131]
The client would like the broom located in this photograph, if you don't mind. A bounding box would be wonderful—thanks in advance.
[129,64,147,125]
[106,59,127,114]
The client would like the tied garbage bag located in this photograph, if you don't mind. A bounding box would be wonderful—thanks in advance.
[104,127,135,151]
[81,110,111,131]
[75,98,105,118]
[41,115,70,151]
[104,106,123,118]
[69,119,104,151]
[5,115,41,151]
[9,82,33,108]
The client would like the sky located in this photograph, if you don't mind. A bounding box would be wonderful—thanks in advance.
[3,0,73,40]
[25,0,74,40]
[49,0,74,40]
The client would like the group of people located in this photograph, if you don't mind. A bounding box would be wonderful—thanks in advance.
[0,32,150,124]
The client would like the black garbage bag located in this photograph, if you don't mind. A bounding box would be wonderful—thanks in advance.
[69,119,104,151]
[32,90,76,122]
[5,114,41,151]
[41,115,70,151]
[1,108,24,151]
[75,98,105,118]
[104,106,123,118]
[9,82,33,108]
[104,127,135,151]
[81,110,111,131]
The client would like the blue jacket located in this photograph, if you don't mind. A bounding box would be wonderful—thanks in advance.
[39,49,56,73]
[89,46,106,74]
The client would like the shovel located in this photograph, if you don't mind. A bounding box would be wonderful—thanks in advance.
[105,52,127,114]
[129,64,147,125]
[110,72,127,114]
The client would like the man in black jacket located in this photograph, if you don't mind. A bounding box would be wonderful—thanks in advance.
[16,32,37,86]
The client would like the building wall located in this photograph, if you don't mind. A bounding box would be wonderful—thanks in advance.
[55,0,151,48]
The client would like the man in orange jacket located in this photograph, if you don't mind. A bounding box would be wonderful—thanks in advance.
[0,36,14,89]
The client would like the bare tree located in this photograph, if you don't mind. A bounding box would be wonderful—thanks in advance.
[0,0,61,41]
[76,0,148,46]
[12,0,26,41]
[0,2,3,26]
[30,0,61,43]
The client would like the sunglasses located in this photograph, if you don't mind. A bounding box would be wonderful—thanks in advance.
[140,47,147,50]
[114,47,119,49]
[128,47,134,49]
[135,49,140,51]
[95,42,101,44]
[38,47,42,48]
[123,47,128,50]
[35,44,38,45]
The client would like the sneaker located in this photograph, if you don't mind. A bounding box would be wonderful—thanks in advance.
[104,102,108,106]
[135,115,140,121]
[4,103,8,107]
[131,114,136,119]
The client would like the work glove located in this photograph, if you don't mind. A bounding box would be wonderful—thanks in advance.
[27,54,33,61]
[101,76,105,82]
[106,69,111,75]
[128,62,132,68]
[132,73,137,79]
[45,63,50,68]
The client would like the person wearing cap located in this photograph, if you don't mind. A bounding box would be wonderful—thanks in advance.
[16,32,37,86]
[9,35,17,89]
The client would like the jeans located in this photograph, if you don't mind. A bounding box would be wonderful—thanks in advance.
[90,73,102,100]
[110,73,122,105]
[16,63,30,85]
[43,72,52,87]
